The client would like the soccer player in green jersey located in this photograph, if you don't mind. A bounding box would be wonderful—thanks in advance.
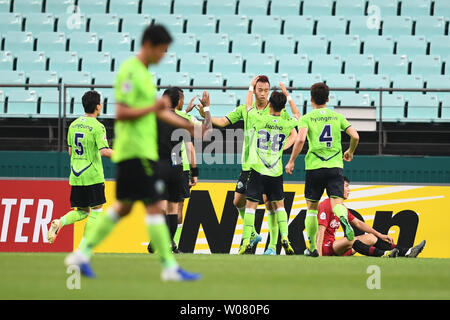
[239,77,300,255]
[199,76,300,254]
[48,90,113,246]
[285,82,360,257]
[65,25,210,281]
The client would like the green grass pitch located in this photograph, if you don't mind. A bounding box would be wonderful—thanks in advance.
[0,253,449,300]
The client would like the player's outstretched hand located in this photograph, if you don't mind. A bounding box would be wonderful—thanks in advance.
[185,96,198,113]
[380,234,395,245]
[199,90,210,108]
[279,82,289,96]
[343,149,354,162]
[285,161,295,175]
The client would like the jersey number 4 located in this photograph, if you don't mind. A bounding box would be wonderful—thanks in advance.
[319,124,333,148]
[74,132,85,156]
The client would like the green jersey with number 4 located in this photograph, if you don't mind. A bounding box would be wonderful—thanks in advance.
[247,108,298,177]
[67,116,109,186]
[298,108,351,170]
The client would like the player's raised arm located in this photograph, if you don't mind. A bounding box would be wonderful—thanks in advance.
[343,126,360,162]
[285,127,308,174]
[283,128,298,150]
[280,82,301,119]
[246,76,260,112]
[196,98,230,128]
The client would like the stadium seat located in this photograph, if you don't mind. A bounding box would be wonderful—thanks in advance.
[81,52,111,72]
[429,36,450,57]
[77,0,107,14]
[2,71,26,84]
[5,90,38,117]
[396,35,427,56]
[251,16,282,35]
[0,51,14,71]
[264,35,295,55]
[325,74,357,88]
[382,16,413,36]
[36,32,66,51]
[245,53,276,74]
[141,0,171,14]
[27,71,58,84]
[363,35,394,55]
[153,14,184,34]
[441,106,450,120]
[212,53,243,73]
[179,53,210,73]
[24,13,55,32]
[192,72,223,87]
[186,15,216,35]
[271,0,300,16]
[434,0,450,17]
[206,0,235,15]
[238,1,267,15]
[411,55,442,77]
[291,73,322,87]
[401,0,431,17]
[339,93,372,107]
[0,13,22,32]
[147,52,177,74]
[218,15,249,34]
[335,0,365,16]
[278,54,309,74]
[93,71,116,85]
[48,52,79,72]
[38,89,70,118]
[4,32,34,51]
[208,91,237,117]
[174,0,203,15]
[283,16,314,35]
[88,14,119,34]
[406,94,439,121]
[159,72,190,87]
[231,34,262,55]
[316,16,347,36]
[102,88,115,116]
[101,32,131,52]
[359,74,390,88]
[379,94,406,121]
[199,33,229,54]
[297,35,328,55]
[330,35,361,56]
[13,0,42,13]
[61,71,92,85]
[306,93,337,111]
[170,33,197,54]
[311,54,342,75]
[349,16,380,37]
[392,75,424,89]
[0,0,10,13]
[0,90,5,114]
[426,75,450,98]
[367,0,398,16]
[16,51,47,72]
[225,72,254,87]
[56,13,87,34]
[69,32,99,52]
[414,16,445,37]
[108,0,138,14]
[121,14,151,35]
[378,55,409,77]
[344,54,375,76]
[264,73,289,87]
[302,0,332,15]
[45,0,75,14]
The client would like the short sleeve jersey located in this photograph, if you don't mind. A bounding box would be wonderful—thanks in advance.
[67,116,109,186]
[318,198,355,243]
[113,56,158,163]
[175,109,200,171]
[247,108,298,177]
[298,108,351,170]
[226,103,291,171]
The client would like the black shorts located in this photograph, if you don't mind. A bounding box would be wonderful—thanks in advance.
[181,170,191,199]
[70,183,106,208]
[116,158,165,205]
[157,161,186,203]
[246,169,284,203]
[235,170,250,194]
[305,167,344,201]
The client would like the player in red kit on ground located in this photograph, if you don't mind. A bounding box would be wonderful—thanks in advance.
[317,176,426,258]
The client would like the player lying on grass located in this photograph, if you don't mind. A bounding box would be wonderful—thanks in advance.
[48,90,113,247]
[285,82,360,257]
[198,77,300,254]
[65,25,211,281]
[317,176,426,258]
[239,76,299,255]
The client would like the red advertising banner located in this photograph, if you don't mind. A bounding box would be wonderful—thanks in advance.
[0,180,73,252]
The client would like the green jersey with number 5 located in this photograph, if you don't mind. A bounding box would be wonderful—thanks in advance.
[298,108,351,170]
[67,116,109,186]
[247,109,298,177]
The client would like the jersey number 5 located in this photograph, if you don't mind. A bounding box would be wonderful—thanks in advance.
[74,132,85,156]
[319,124,333,148]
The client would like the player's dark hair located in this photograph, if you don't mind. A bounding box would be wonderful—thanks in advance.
[82,90,101,114]
[310,82,329,105]
[269,91,287,112]
[344,176,350,184]
[163,87,180,108]
[255,75,270,89]
[141,24,173,46]
[173,86,184,95]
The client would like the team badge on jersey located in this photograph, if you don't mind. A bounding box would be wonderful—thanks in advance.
[121,81,132,93]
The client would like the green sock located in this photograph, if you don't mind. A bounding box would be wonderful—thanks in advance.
[79,208,102,248]
[79,208,119,258]
[238,206,257,238]
[242,208,255,243]
[173,224,183,245]
[146,214,178,269]
[268,210,279,249]
[305,210,318,251]
[332,203,348,220]
[275,208,289,239]
[60,209,89,227]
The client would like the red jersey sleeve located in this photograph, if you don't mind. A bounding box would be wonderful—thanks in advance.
[348,210,356,222]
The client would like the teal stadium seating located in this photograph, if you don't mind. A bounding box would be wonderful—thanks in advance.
[4,32,34,51]
[207,0,235,16]
[212,53,243,73]
[68,32,99,52]
[45,0,74,14]
[0,0,10,13]
[302,0,332,16]
[378,54,409,77]
[238,1,267,16]
[77,0,107,15]
[401,0,431,17]
[28,71,58,84]
[245,53,275,74]
[407,94,439,121]
[0,13,22,32]
[392,75,424,89]
[271,0,300,16]
[47,52,79,73]
[174,0,203,15]
[199,33,229,54]
[192,72,223,87]
[24,13,55,32]
[251,16,282,35]
[335,0,365,16]
[81,51,112,72]
[185,15,216,35]
[231,34,262,55]
[297,35,328,55]
[264,35,295,55]
[218,15,249,34]
[179,53,210,73]
[316,16,347,36]
[121,14,151,36]
[284,16,314,35]
[108,0,138,15]
[344,54,375,76]
[170,33,197,54]
[141,0,171,15]
[330,35,361,56]
[396,35,427,56]
[0,51,14,71]
[37,32,66,51]
[278,54,308,74]
[415,16,446,36]
[101,32,131,52]
[14,0,42,14]
[16,51,46,71]
[367,0,398,16]
[382,16,413,36]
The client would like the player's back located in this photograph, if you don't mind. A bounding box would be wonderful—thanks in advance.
[68,116,108,186]
[299,107,351,171]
